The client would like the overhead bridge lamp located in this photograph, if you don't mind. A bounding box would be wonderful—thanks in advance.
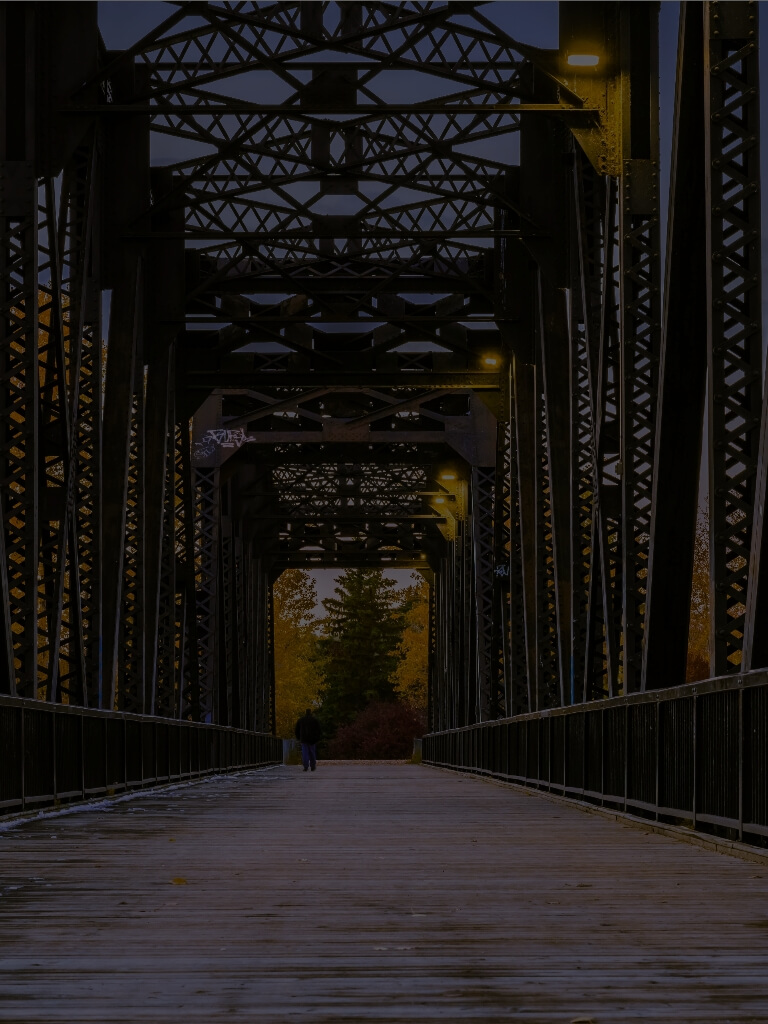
[566,52,600,68]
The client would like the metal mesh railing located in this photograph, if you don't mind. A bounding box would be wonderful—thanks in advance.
[0,696,281,815]
[424,670,768,847]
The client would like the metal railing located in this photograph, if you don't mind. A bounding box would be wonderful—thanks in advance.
[424,670,768,847]
[0,696,282,816]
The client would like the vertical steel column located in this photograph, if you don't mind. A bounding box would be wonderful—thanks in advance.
[643,2,708,690]
[251,559,271,734]
[37,177,74,704]
[586,179,623,700]
[535,362,560,710]
[571,152,604,703]
[116,386,146,712]
[155,401,178,717]
[505,373,529,715]
[231,530,245,729]
[426,573,437,733]
[54,139,101,708]
[514,358,538,714]
[618,3,662,693]
[144,167,184,716]
[194,466,220,722]
[430,555,447,732]
[538,275,572,707]
[460,510,475,725]
[219,491,234,727]
[75,145,103,708]
[177,418,201,721]
[471,464,497,720]
[101,57,149,711]
[0,4,39,696]
[492,417,512,718]
[704,2,763,674]
[266,574,276,736]
[437,547,459,730]
[254,535,274,735]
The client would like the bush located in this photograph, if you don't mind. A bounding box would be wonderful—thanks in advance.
[324,701,426,760]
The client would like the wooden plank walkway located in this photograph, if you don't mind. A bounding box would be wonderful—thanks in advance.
[2,763,768,1022]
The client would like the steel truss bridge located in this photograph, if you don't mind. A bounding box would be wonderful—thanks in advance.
[1,1,767,845]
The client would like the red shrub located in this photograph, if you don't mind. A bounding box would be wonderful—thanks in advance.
[324,701,426,759]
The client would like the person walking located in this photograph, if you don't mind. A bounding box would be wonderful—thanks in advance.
[294,708,322,772]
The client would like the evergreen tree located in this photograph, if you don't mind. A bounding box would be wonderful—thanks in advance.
[315,569,409,735]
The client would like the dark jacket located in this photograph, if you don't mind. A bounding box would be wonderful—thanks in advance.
[295,713,322,745]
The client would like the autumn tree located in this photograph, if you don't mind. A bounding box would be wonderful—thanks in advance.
[687,504,710,683]
[315,569,409,736]
[273,569,323,737]
[393,574,429,713]
[325,701,426,760]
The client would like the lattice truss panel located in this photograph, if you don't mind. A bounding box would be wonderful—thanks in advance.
[619,169,662,693]
[471,465,496,719]
[119,0,539,385]
[578,177,624,701]
[1,132,102,704]
[215,385,471,441]
[706,8,762,673]
[269,461,432,562]
[535,383,559,710]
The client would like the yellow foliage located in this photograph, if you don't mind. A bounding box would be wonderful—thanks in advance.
[687,505,710,682]
[273,569,323,738]
[393,574,429,712]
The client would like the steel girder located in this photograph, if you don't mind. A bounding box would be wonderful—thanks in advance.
[2,1,765,744]
[705,3,763,676]
[644,1,763,687]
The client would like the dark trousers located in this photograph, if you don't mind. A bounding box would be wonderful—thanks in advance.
[301,742,317,769]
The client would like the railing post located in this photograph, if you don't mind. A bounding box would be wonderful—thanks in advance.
[582,712,587,797]
[20,705,25,812]
[655,697,660,821]
[738,685,744,841]
[692,693,698,830]
[623,702,628,814]
[52,709,57,805]
[80,714,85,800]
[537,718,541,787]
[563,713,568,791]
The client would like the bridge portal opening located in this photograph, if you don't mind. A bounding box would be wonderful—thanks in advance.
[273,568,428,758]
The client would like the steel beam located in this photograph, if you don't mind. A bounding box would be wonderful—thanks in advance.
[705,2,763,675]
[643,2,708,690]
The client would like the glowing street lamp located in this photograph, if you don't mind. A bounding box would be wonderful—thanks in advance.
[566,53,600,68]
[483,355,500,367]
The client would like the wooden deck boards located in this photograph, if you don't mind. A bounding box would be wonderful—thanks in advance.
[1,763,768,1022]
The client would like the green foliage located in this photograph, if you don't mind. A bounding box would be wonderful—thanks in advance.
[315,569,410,736]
